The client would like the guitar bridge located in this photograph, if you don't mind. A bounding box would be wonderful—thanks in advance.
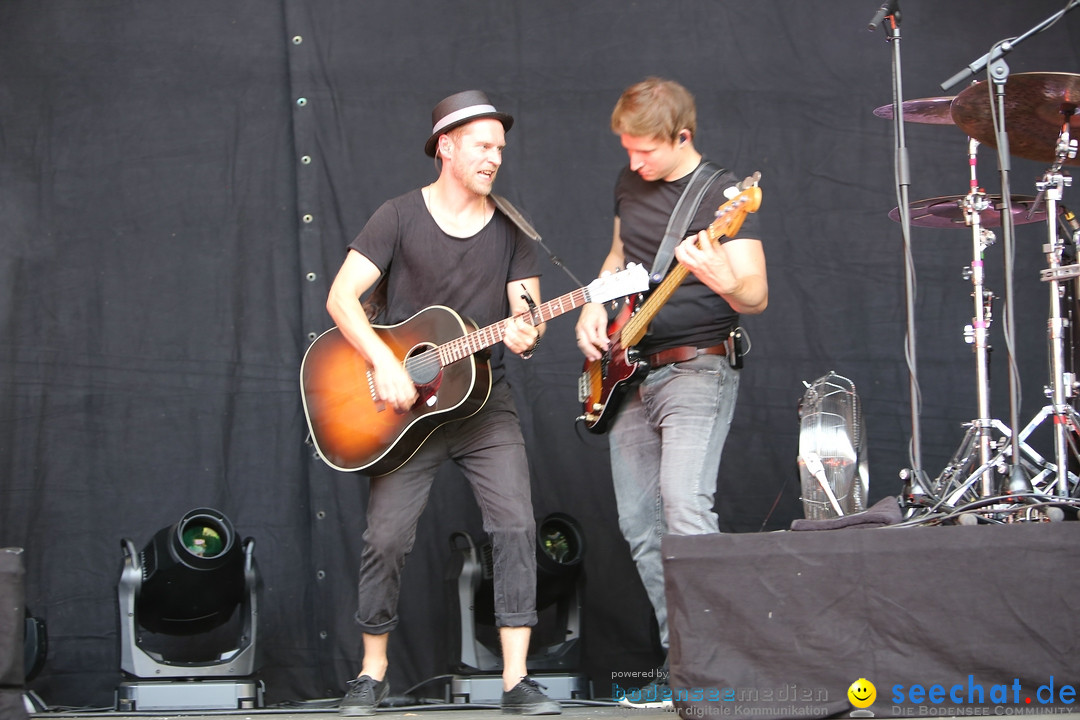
[577,372,589,404]
[367,370,386,413]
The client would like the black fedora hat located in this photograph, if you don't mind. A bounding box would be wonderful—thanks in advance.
[424,89,514,157]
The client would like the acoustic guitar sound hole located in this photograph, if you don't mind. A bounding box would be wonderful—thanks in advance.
[407,343,440,386]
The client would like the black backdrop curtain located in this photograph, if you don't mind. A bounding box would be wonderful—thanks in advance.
[1,0,1078,709]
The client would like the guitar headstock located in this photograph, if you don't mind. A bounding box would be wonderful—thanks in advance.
[585,263,650,304]
[709,172,763,239]
[737,171,762,191]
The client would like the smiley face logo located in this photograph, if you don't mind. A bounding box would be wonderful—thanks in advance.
[848,678,876,709]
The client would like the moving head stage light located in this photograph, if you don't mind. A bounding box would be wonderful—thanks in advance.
[445,512,589,704]
[116,508,262,711]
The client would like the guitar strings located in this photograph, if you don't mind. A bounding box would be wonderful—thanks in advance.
[400,286,598,377]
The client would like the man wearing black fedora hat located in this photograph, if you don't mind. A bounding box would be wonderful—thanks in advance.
[325,90,558,716]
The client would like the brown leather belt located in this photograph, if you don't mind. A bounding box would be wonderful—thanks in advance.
[647,343,727,368]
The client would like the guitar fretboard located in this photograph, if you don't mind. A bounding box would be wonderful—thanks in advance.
[439,287,595,365]
[620,189,759,348]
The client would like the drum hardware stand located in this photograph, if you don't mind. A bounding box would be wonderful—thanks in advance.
[936,4,1080,510]
[1029,115,1080,497]
[927,138,1013,508]
[961,138,996,498]
[934,126,1080,510]
[933,418,1057,509]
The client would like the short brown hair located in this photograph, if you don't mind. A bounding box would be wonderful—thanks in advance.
[611,77,697,143]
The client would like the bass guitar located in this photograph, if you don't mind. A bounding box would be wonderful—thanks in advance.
[302,264,649,474]
[577,177,762,434]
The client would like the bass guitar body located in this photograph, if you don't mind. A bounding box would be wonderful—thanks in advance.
[300,306,490,475]
[577,296,650,434]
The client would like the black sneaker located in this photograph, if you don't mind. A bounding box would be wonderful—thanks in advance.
[502,676,562,715]
[616,678,673,709]
[340,675,389,717]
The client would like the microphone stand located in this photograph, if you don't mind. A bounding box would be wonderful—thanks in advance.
[871,2,930,500]
[987,56,1032,496]
[939,0,1080,93]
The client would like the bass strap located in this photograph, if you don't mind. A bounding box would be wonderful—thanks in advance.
[649,160,725,284]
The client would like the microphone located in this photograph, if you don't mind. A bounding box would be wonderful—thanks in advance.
[867,0,895,31]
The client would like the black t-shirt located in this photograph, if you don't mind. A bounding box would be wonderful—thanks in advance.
[614,161,762,355]
[348,189,541,380]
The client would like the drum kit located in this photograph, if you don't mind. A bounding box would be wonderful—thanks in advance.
[876,71,1080,517]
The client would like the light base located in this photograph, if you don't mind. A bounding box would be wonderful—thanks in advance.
[449,673,589,704]
[115,678,264,711]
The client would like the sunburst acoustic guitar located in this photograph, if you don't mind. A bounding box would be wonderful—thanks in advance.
[302,264,649,474]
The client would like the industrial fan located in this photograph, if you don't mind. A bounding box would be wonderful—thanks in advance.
[797,371,869,519]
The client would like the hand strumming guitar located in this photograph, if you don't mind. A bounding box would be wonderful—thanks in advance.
[575,303,610,362]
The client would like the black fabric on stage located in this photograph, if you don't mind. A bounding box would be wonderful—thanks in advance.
[1,0,1079,710]
[0,549,27,720]
[663,524,1080,720]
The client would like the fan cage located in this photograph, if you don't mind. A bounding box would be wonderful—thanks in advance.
[797,371,869,519]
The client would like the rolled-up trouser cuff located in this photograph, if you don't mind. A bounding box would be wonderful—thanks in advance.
[354,614,397,635]
[495,610,537,628]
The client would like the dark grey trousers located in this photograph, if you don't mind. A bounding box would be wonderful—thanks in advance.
[354,380,538,633]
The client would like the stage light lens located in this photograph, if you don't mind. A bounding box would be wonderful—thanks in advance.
[181,523,225,557]
[541,528,572,563]
[537,513,583,569]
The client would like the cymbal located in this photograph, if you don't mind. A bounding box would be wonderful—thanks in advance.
[951,72,1080,166]
[873,97,956,124]
[889,194,1049,229]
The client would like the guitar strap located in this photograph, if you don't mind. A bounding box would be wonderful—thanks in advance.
[492,194,542,241]
[649,160,725,284]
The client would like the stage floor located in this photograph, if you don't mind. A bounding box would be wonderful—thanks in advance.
[31,703,665,720]
[25,706,1077,720]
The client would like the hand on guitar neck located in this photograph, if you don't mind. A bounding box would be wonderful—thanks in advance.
[675,173,767,314]
[674,229,768,314]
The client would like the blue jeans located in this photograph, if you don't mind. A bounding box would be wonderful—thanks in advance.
[354,380,538,633]
[609,354,740,649]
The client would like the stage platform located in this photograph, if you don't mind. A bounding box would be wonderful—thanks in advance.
[664,520,1080,720]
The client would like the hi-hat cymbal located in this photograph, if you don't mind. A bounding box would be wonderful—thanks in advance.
[874,97,956,124]
[889,194,1049,229]
[951,72,1080,166]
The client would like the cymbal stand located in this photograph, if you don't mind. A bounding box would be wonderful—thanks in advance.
[1029,114,1079,497]
[929,138,1006,506]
